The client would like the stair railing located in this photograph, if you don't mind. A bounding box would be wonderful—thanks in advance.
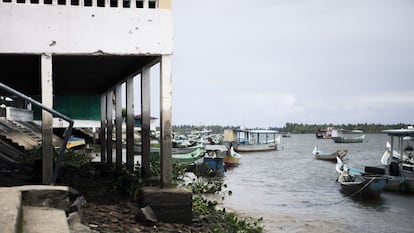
[0,82,74,185]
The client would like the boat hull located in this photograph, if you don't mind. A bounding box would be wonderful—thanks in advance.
[332,136,365,143]
[234,143,277,152]
[314,153,338,161]
[384,176,414,193]
[66,137,86,150]
[339,175,387,198]
[313,147,347,161]
[223,156,240,167]
[195,157,225,177]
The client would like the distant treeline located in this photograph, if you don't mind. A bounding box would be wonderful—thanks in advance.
[172,123,413,134]
[172,125,238,135]
[276,123,412,134]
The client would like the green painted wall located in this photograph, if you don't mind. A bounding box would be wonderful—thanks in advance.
[34,95,101,120]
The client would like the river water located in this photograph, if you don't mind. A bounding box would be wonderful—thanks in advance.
[221,134,414,233]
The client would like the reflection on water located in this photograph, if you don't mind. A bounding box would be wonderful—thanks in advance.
[221,134,414,233]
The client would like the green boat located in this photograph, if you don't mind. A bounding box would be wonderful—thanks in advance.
[172,147,205,166]
[144,146,205,167]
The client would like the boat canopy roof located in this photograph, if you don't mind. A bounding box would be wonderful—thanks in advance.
[382,129,414,136]
[235,129,279,134]
[334,129,364,133]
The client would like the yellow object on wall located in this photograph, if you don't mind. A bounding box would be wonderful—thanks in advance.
[159,0,171,9]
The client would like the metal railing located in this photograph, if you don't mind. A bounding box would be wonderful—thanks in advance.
[0,82,73,185]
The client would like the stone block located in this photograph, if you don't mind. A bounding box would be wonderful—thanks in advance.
[139,186,192,225]
[18,185,77,210]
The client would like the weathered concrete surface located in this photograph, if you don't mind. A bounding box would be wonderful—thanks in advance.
[139,186,192,225]
[10,185,78,209]
[0,189,22,233]
[0,185,82,233]
[23,206,70,233]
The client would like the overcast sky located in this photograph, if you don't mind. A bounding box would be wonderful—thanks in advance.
[166,0,414,128]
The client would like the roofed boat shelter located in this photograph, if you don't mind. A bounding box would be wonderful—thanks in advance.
[0,0,173,187]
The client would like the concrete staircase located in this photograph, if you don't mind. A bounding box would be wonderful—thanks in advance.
[0,185,92,233]
[0,119,63,151]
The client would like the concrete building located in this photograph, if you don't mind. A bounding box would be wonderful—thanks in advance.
[0,0,173,187]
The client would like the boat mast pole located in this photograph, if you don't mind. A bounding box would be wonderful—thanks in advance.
[399,135,404,170]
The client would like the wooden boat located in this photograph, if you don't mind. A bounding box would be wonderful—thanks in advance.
[223,146,241,167]
[135,143,204,155]
[281,132,291,138]
[201,156,225,176]
[331,129,365,143]
[312,146,347,161]
[336,157,387,198]
[231,129,280,152]
[315,127,333,139]
[171,147,205,167]
[142,146,205,168]
[195,146,226,176]
[66,136,86,150]
[204,144,241,167]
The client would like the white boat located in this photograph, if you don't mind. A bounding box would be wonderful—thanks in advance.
[379,127,414,193]
[232,129,280,152]
[331,129,365,143]
[312,146,347,161]
[381,128,414,178]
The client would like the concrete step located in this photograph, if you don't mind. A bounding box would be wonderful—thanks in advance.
[0,189,22,233]
[22,206,70,233]
[0,185,84,233]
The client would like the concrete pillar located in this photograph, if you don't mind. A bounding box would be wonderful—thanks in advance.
[106,89,113,165]
[100,93,107,162]
[143,0,149,8]
[115,84,123,170]
[141,66,151,179]
[41,54,53,184]
[126,77,135,172]
[159,55,173,188]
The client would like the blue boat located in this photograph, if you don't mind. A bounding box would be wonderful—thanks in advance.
[336,157,387,198]
[203,156,225,176]
[195,147,226,176]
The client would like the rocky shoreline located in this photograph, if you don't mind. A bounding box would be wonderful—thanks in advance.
[80,197,206,233]
[1,162,264,233]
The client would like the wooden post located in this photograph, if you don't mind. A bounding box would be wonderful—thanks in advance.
[141,66,151,178]
[159,55,172,188]
[41,54,53,184]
